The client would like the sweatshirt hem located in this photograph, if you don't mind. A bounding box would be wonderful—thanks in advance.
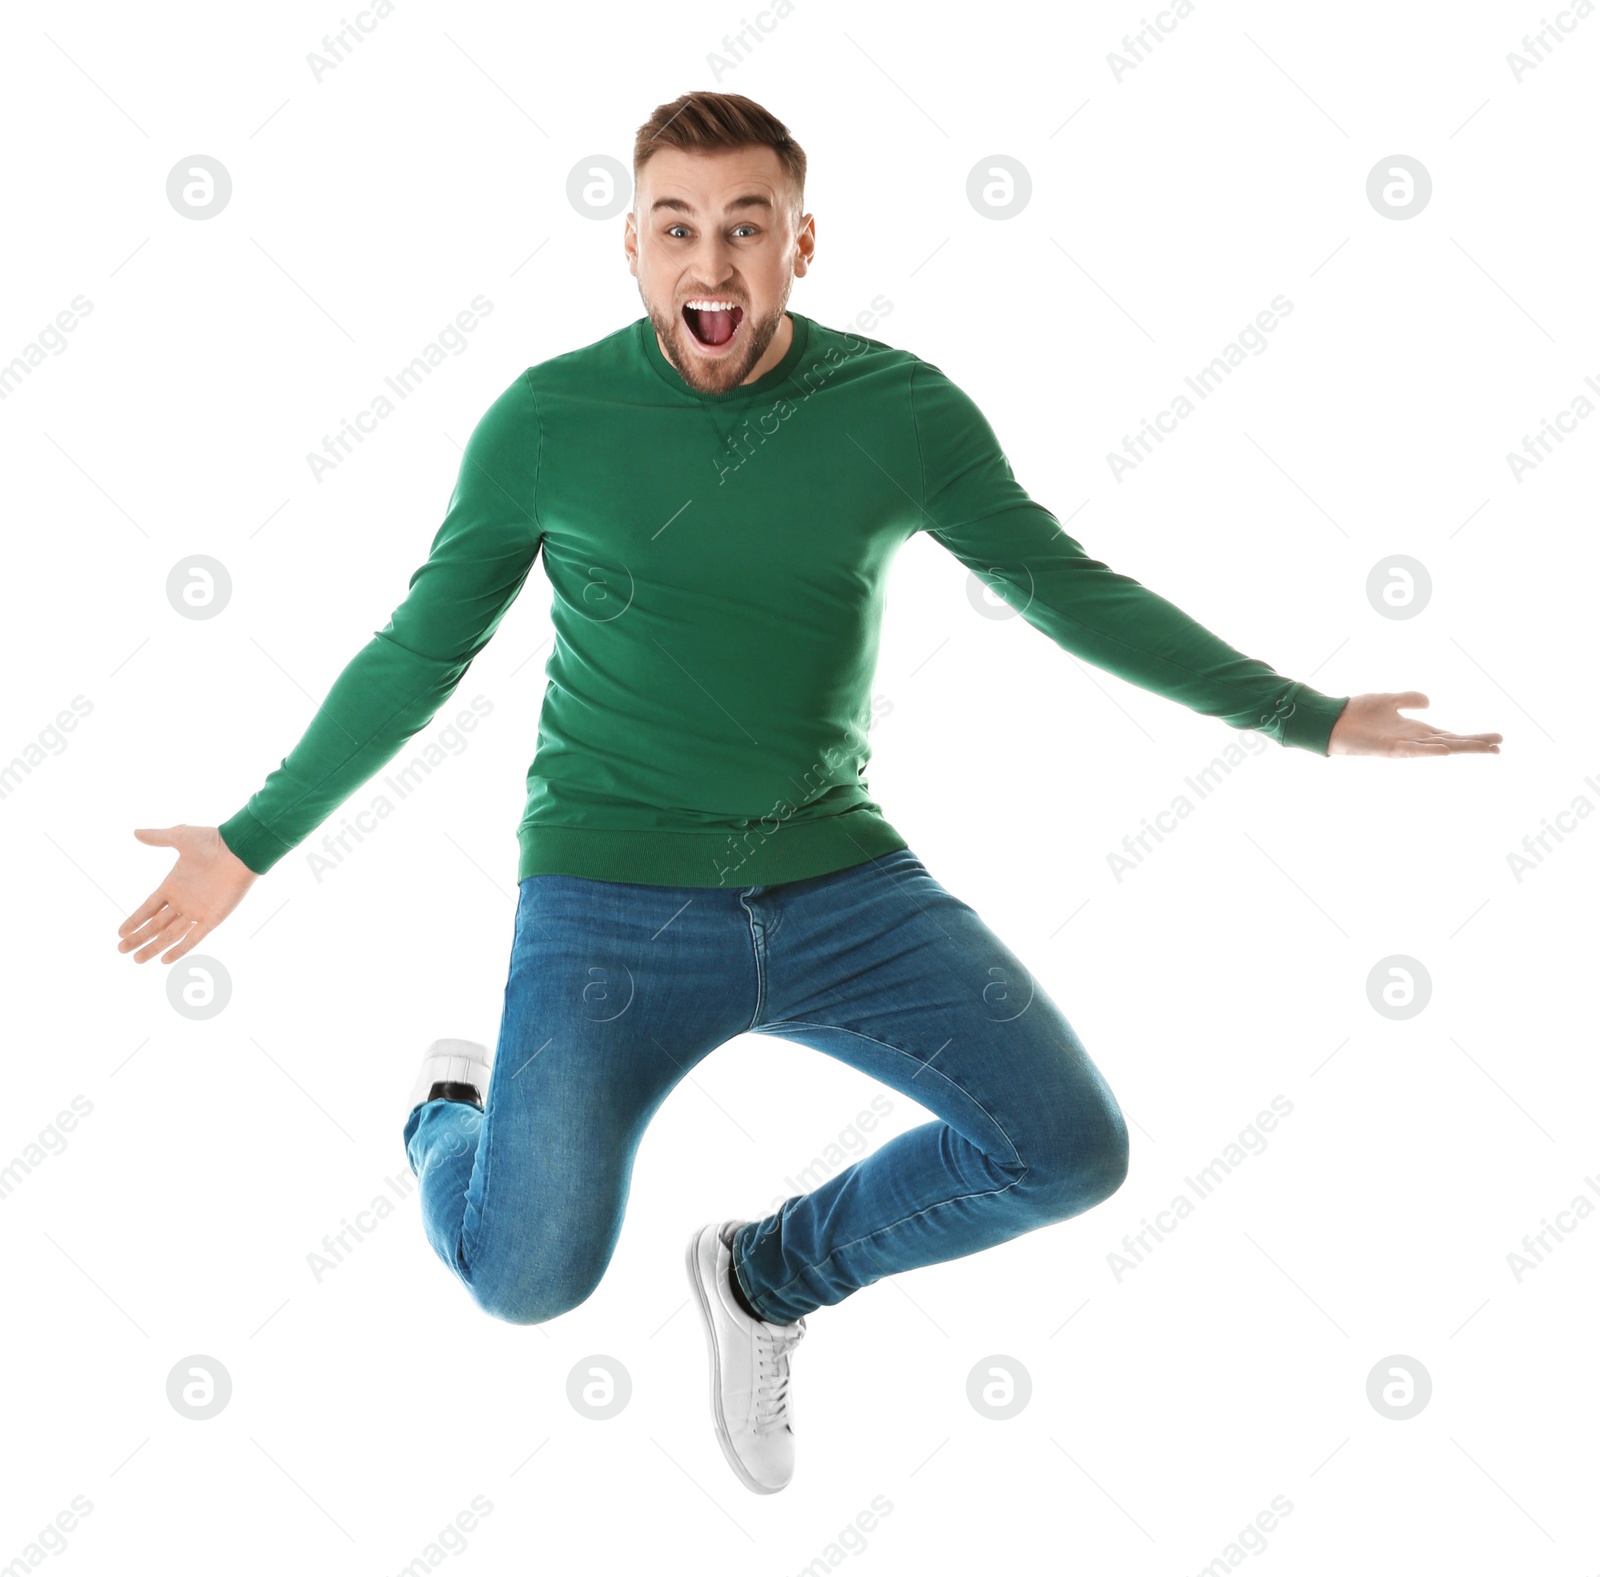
[515,811,909,889]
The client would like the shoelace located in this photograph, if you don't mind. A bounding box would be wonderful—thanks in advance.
[751,1319,806,1435]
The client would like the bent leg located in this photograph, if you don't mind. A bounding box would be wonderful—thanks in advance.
[403,872,753,1324]
[734,849,1129,1325]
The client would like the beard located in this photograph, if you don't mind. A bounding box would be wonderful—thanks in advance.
[645,279,792,395]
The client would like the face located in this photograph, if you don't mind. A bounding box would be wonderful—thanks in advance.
[625,144,815,394]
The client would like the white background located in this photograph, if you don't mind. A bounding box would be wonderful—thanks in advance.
[1,1,1595,1572]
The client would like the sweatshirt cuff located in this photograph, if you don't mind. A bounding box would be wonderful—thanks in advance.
[1277,683,1349,756]
[218,807,295,875]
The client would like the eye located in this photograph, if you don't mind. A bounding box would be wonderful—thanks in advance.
[666,224,691,238]
[733,224,758,238]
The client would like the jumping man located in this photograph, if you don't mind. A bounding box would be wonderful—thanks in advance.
[117,91,1502,1495]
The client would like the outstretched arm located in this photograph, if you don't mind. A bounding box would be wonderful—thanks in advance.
[909,359,1500,759]
[118,370,545,964]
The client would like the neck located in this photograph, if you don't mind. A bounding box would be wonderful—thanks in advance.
[746,311,793,382]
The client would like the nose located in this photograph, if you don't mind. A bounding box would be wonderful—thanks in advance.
[685,233,738,293]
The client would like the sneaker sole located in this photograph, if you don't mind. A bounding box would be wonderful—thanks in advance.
[683,1224,787,1496]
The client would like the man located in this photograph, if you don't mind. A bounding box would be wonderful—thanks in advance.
[117,91,1501,1495]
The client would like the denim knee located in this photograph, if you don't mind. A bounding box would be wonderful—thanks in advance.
[1016,1100,1130,1220]
[463,1251,608,1327]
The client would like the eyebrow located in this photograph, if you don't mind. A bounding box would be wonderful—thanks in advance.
[649,194,774,216]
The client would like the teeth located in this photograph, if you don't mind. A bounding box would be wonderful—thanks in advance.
[685,299,739,311]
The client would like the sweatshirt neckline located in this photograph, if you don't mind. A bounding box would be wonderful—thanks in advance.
[638,310,812,402]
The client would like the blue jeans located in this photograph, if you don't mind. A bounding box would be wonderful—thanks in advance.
[401,847,1129,1326]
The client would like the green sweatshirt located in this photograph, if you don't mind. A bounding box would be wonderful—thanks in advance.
[218,311,1348,888]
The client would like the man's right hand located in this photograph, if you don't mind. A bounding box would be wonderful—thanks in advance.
[118,825,260,965]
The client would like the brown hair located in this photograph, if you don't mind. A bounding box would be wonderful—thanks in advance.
[633,91,807,222]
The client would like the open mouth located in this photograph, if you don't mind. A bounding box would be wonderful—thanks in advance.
[682,298,745,350]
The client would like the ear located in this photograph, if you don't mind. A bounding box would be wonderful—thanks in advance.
[793,212,816,278]
[623,209,638,277]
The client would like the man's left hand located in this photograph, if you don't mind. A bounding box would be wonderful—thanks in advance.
[1326,691,1502,757]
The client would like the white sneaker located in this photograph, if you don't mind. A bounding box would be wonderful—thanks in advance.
[405,1038,491,1123]
[685,1219,807,1495]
